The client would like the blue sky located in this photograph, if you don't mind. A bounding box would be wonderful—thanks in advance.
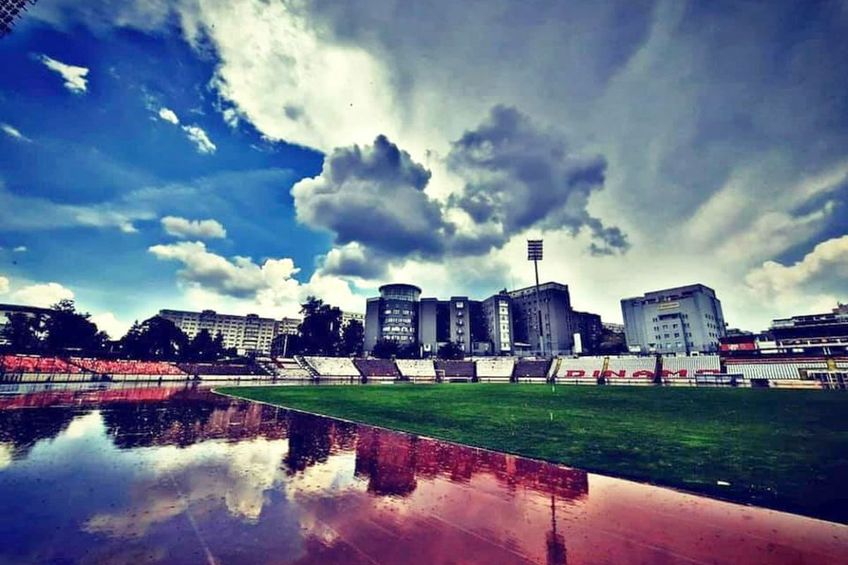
[1,0,847,338]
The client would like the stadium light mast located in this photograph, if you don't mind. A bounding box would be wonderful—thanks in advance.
[528,239,545,357]
[0,1,40,38]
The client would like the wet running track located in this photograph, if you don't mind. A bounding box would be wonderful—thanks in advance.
[0,383,846,564]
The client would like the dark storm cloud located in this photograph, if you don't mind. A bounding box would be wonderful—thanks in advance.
[292,134,448,258]
[448,106,629,253]
[293,107,627,277]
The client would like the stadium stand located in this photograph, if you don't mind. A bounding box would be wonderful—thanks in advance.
[354,359,400,382]
[395,359,436,382]
[304,356,361,378]
[70,358,186,377]
[177,363,267,378]
[723,359,828,380]
[272,358,312,379]
[513,359,551,381]
[552,357,604,385]
[474,357,515,382]
[1,354,82,374]
[660,355,721,386]
[604,356,656,385]
[435,360,475,381]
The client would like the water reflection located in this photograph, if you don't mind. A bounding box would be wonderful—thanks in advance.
[0,385,845,564]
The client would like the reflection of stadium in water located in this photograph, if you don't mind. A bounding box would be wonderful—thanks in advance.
[0,386,846,564]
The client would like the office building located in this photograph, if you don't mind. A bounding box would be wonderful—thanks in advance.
[159,309,284,356]
[508,282,601,356]
[621,284,726,354]
[365,285,504,356]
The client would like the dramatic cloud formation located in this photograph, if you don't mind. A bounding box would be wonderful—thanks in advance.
[38,54,89,93]
[295,108,625,277]
[1,123,30,142]
[447,106,627,256]
[746,235,848,301]
[161,216,226,240]
[19,0,848,328]
[0,275,9,295]
[293,134,446,261]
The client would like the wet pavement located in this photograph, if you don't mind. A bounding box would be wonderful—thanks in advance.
[0,383,846,564]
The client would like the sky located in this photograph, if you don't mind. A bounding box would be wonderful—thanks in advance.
[0,0,847,339]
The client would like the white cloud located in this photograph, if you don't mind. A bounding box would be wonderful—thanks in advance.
[181,125,216,154]
[157,107,180,125]
[148,240,364,316]
[90,311,131,339]
[745,235,848,300]
[1,123,30,142]
[38,54,89,93]
[178,0,400,152]
[13,246,27,253]
[10,281,75,307]
[161,216,226,239]
[0,275,9,295]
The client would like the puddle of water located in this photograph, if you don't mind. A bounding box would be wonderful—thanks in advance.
[0,384,845,564]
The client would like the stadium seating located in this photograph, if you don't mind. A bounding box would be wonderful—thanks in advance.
[723,359,828,380]
[552,357,604,384]
[474,357,515,382]
[177,363,266,377]
[435,360,475,381]
[660,355,721,386]
[513,359,551,380]
[70,358,186,376]
[304,356,361,377]
[354,359,400,381]
[395,359,436,382]
[1,355,82,374]
[273,358,312,378]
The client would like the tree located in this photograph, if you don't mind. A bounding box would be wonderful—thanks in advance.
[371,339,398,359]
[437,341,465,360]
[1,313,44,353]
[396,342,420,359]
[118,316,188,360]
[42,300,107,355]
[297,296,343,356]
[339,319,364,357]
[186,329,227,361]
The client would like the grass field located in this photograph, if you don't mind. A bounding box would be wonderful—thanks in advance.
[218,384,848,523]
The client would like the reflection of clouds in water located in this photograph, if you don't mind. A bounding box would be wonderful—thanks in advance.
[286,453,362,498]
[62,411,103,439]
[84,437,289,537]
[0,442,12,469]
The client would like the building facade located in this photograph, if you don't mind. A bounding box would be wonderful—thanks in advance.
[621,284,726,355]
[0,303,54,346]
[508,282,600,356]
[364,284,421,353]
[364,282,602,357]
[159,309,283,356]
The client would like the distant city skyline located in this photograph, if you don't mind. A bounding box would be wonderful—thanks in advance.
[1,1,846,340]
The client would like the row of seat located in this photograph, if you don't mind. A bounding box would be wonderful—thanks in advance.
[1,355,82,374]
[177,363,266,376]
[70,358,186,375]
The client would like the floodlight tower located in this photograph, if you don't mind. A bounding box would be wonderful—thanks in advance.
[527,239,545,357]
[0,1,39,38]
